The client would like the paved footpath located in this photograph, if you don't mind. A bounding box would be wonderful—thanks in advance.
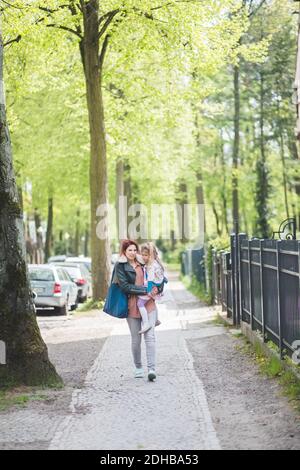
[1,271,300,450]
[49,273,221,450]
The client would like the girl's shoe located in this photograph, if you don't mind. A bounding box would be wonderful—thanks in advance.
[155,320,161,327]
[138,323,152,334]
[148,370,156,381]
[135,368,144,378]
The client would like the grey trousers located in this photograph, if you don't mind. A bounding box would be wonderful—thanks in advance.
[126,308,157,371]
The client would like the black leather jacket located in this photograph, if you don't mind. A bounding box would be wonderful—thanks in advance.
[114,261,147,295]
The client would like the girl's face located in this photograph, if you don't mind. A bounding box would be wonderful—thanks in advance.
[125,244,137,261]
[141,250,150,264]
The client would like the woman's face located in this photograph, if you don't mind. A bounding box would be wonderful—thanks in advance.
[141,250,150,264]
[125,244,137,261]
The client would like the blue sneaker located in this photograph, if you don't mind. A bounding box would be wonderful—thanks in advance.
[135,368,144,378]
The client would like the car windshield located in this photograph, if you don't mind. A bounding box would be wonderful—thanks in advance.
[29,269,55,281]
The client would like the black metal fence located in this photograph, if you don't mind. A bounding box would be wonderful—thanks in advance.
[181,247,205,284]
[212,233,300,358]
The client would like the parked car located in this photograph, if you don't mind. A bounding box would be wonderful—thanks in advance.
[31,290,37,314]
[51,262,90,303]
[47,255,67,264]
[28,264,78,315]
[66,257,93,295]
[111,253,119,265]
[66,256,91,274]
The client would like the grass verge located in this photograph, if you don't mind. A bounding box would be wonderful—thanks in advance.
[237,336,300,413]
[0,388,50,413]
[165,263,181,271]
[76,299,104,313]
[180,274,211,304]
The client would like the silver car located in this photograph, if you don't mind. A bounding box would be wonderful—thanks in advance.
[66,256,91,273]
[51,262,90,303]
[29,264,78,315]
[65,257,93,297]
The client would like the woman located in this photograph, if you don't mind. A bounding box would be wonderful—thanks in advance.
[113,239,158,382]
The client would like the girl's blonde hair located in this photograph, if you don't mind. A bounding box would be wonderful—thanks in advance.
[140,242,164,269]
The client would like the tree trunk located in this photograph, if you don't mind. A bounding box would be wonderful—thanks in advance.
[219,132,229,235]
[116,157,125,241]
[194,112,207,245]
[74,208,80,256]
[34,208,43,263]
[287,131,300,228]
[255,70,270,238]
[176,180,189,243]
[278,124,290,219]
[0,28,61,387]
[124,162,133,208]
[81,1,111,300]
[195,171,206,246]
[84,224,89,257]
[124,162,138,241]
[232,65,240,234]
[212,202,222,236]
[45,196,53,262]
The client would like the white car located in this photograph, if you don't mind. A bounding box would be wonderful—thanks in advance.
[29,264,78,315]
[67,256,91,271]
[51,262,91,302]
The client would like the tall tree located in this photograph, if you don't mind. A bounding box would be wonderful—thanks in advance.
[255,65,270,237]
[0,18,61,387]
[45,195,53,262]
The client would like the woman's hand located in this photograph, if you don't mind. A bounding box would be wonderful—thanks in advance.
[148,286,158,299]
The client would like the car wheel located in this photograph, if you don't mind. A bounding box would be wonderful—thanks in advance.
[70,302,78,311]
[54,297,69,316]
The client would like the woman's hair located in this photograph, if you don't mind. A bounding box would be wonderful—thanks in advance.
[140,242,164,269]
[120,239,140,256]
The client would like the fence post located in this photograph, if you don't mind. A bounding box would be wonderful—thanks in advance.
[238,233,247,325]
[260,239,266,342]
[212,249,216,305]
[226,252,231,318]
[230,234,236,324]
[219,250,225,311]
[213,249,221,305]
[276,240,283,358]
[230,233,240,326]
[298,241,300,358]
[214,249,220,305]
[248,238,253,330]
[0,340,6,365]
[216,251,222,304]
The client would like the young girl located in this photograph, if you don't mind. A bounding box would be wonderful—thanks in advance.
[137,242,167,334]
